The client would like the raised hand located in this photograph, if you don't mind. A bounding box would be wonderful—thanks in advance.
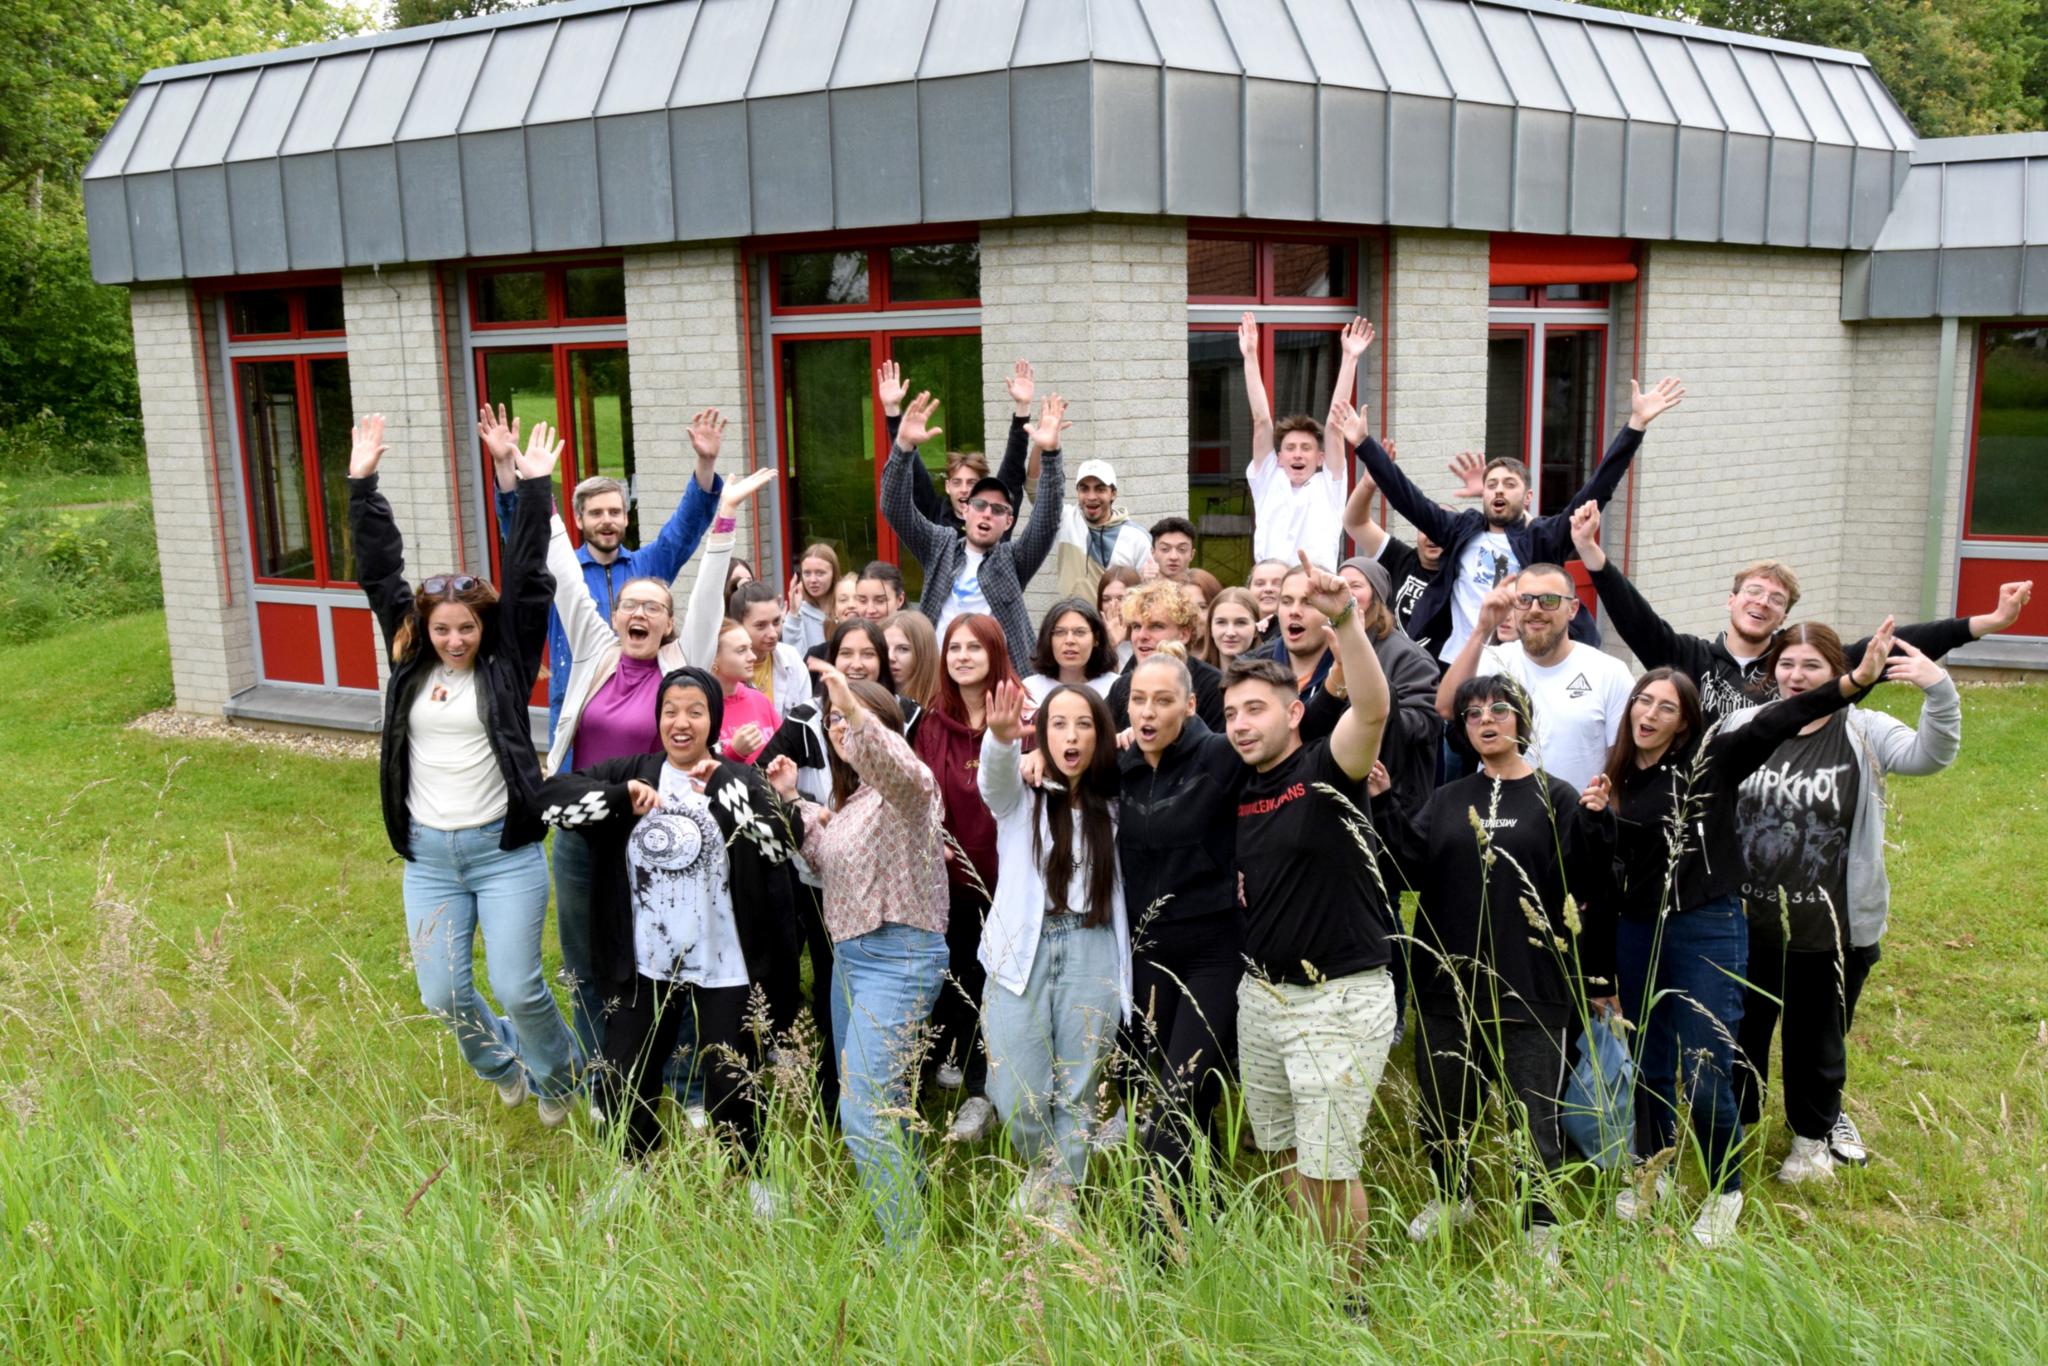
[1294,548,1353,622]
[718,465,777,519]
[729,722,766,758]
[1339,317,1375,359]
[1579,773,1611,813]
[876,360,907,416]
[898,391,943,449]
[786,572,805,618]
[477,404,521,463]
[349,414,388,479]
[1005,358,1035,414]
[1328,398,1370,448]
[626,779,661,816]
[986,678,1026,745]
[1237,310,1258,360]
[1028,393,1070,453]
[764,754,800,801]
[688,408,727,463]
[1449,450,1486,499]
[1884,639,1945,690]
[1569,500,1605,568]
[1477,577,1519,635]
[1986,580,2034,634]
[512,420,564,481]
[1849,616,1897,690]
[1628,376,1686,430]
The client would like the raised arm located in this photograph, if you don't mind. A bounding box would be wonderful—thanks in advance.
[631,409,727,584]
[1322,319,1373,479]
[343,415,413,650]
[478,405,522,544]
[678,466,777,667]
[1002,360,1040,492]
[1239,312,1274,471]
[549,511,618,663]
[817,659,938,819]
[1546,378,1682,536]
[1713,617,1896,782]
[1435,580,1517,718]
[1355,435,1462,549]
[1010,395,1068,585]
[879,391,955,568]
[1867,642,1962,777]
[1295,551,1390,780]
[501,422,566,682]
[879,361,948,528]
[975,679,1030,820]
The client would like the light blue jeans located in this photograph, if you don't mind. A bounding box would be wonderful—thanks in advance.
[983,914,1124,1186]
[832,921,947,1248]
[404,821,581,1101]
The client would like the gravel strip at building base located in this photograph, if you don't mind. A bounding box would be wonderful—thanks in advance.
[127,709,379,762]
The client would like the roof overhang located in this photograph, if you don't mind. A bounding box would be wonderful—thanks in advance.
[1843,133,2048,321]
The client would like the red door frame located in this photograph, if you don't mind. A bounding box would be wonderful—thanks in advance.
[1534,319,1609,516]
[232,351,353,588]
[473,338,632,575]
[1187,317,1361,495]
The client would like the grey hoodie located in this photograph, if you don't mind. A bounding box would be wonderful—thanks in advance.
[1721,676,1961,947]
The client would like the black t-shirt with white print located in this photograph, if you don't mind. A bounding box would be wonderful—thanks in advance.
[1380,535,1445,661]
[1235,738,1392,986]
[1736,712,1859,954]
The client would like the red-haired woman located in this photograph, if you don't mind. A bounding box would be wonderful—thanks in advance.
[913,612,1025,1143]
[347,414,580,1124]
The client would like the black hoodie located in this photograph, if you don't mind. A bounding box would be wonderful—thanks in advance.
[1115,716,1247,927]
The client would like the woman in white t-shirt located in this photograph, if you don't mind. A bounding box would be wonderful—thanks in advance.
[1021,599,1121,705]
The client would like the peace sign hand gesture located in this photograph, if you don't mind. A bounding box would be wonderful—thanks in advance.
[987,678,1026,745]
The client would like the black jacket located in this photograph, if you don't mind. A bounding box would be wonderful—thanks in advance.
[1115,718,1247,929]
[1108,653,1225,733]
[1609,681,1852,918]
[1299,626,1443,886]
[351,471,554,860]
[536,754,803,986]
[1588,559,1975,725]
[1360,430,1643,651]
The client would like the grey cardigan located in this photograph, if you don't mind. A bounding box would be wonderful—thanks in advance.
[881,441,1064,669]
[1721,676,1962,947]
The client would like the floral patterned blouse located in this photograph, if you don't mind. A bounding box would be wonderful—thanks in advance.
[796,716,949,944]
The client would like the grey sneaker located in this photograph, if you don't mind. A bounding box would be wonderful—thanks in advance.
[495,1071,529,1107]
[934,1061,966,1091]
[685,1104,709,1131]
[1406,1195,1476,1243]
[1091,1107,1129,1151]
[748,1179,786,1222]
[536,1094,572,1128]
[948,1095,996,1143]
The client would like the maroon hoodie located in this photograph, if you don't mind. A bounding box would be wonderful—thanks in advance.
[913,704,998,892]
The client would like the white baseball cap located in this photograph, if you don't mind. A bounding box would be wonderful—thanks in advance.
[1074,459,1118,489]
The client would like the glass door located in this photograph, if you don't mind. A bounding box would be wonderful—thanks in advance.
[887,331,984,597]
[778,335,880,582]
[1538,326,1606,515]
[1958,326,2048,638]
[567,346,637,545]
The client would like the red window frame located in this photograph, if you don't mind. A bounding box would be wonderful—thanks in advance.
[1185,318,1362,491]
[473,339,632,573]
[1962,321,2048,545]
[233,351,355,588]
[469,260,627,331]
[1487,283,1612,309]
[762,230,983,316]
[1187,230,1361,308]
[225,282,348,342]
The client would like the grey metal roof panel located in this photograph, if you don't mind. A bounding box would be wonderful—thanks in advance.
[1942,159,2026,249]
[83,0,1938,284]
[1848,140,2048,318]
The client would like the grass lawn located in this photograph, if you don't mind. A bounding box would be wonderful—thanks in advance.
[1,613,2045,1360]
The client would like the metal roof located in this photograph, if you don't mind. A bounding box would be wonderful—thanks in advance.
[83,0,1919,285]
[1843,133,2048,320]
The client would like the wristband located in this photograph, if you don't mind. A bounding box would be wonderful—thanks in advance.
[712,515,737,535]
[1328,599,1355,630]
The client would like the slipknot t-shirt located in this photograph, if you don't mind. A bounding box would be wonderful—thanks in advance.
[1235,739,1393,985]
[1737,712,1859,953]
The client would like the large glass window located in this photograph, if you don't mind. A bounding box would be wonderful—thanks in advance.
[770,239,980,312]
[1969,326,2048,540]
[471,261,626,329]
[476,343,635,546]
[237,353,355,585]
[1484,314,1608,515]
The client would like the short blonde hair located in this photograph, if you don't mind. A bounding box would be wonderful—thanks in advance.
[1122,579,1198,630]
[1731,560,1801,611]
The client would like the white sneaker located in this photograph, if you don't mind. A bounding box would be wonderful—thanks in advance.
[685,1104,709,1131]
[1008,1168,1054,1219]
[1092,1107,1129,1151]
[748,1179,785,1222]
[1042,1181,1079,1237]
[948,1095,996,1143]
[1614,1170,1672,1222]
[1777,1136,1836,1185]
[495,1071,529,1107]
[1405,1195,1477,1243]
[1691,1190,1745,1247]
[1828,1110,1869,1166]
[1526,1222,1565,1270]
[536,1095,572,1128]
[580,1167,641,1226]
[934,1061,966,1091]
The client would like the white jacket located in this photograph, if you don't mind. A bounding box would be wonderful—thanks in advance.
[542,514,733,778]
[1053,505,1150,600]
[975,732,1131,1019]
[1721,675,1961,947]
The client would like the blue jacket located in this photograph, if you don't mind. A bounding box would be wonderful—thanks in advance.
[1357,428,1645,652]
[496,474,724,742]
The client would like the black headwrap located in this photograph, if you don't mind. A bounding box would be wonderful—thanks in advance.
[656,666,724,746]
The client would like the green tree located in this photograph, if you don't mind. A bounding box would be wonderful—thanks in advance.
[1584,0,2047,137]
[388,0,531,26]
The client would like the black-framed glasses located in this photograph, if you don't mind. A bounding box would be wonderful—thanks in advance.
[967,497,1012,517]
[1515,592,1568,610]
[1462,701,1518,723]
[420,575,481,595]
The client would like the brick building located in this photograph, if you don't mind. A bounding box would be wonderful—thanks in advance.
[84,0,2048,730]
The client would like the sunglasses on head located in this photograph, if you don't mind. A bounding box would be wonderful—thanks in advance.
[421,575,481,595]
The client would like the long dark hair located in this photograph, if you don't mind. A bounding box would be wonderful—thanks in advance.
[1601,667,1704,789]
[1028,598,1114,680]
[827,617,898,695]
[1030,684,1120,928]
[828,679,908,810]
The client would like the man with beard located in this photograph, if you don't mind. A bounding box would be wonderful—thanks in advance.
[1346,377,1687,664]
[1434,564,1634,792]
[1567,502,2033,725]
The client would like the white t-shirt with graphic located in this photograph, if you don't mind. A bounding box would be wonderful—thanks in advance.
[1477,640,1636,792]
[1248,455,1346,567]
[624,765,747,987]
[1444,530,1521,662]
[939,545,992,634]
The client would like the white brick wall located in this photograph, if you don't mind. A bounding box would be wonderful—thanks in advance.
[1382,230,1491,534]
[980,217,1190,624]
[623,245,750,614]
[132,287,255,715]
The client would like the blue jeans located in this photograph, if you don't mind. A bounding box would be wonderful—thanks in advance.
[832,922,947,1248]
[404,821,581,1101]
[983,915,1123,1186]
[1616,897,1749,1192]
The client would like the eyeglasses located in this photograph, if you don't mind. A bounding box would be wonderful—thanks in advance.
[1738,584,1790,609]
[420,575,480,595]
[967,498,1012,517]
[1050,626,1094,641]
[826,711,846,727]
[1632,696,1683,719]
[617,599,671,618]
[1462,701,1518,723]
[1515,592,1568,610]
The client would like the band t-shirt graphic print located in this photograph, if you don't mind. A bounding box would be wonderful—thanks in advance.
[1446,531,1519,662]
[1736,713,1859,953]
[625,766,748,987]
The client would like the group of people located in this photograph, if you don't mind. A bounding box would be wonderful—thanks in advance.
[347,319,2033,1291]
